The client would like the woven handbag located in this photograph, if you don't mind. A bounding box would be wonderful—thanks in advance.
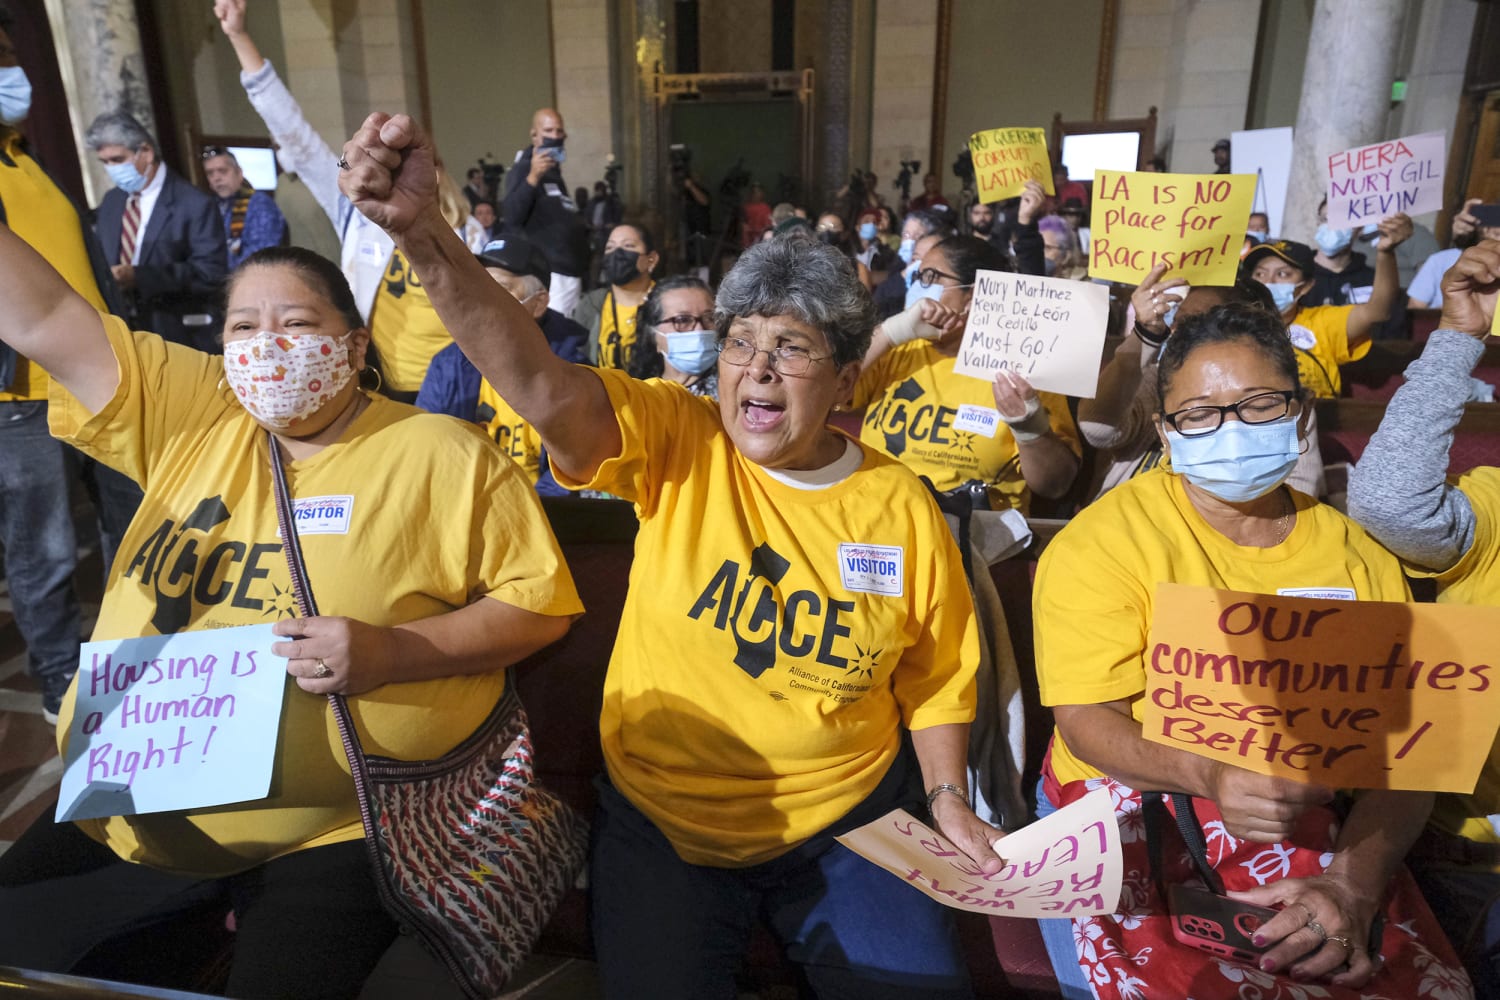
[269,437,589,999]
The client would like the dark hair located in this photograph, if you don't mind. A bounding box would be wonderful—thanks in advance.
[628,276,714,379]
[929,234,1013,283]
[1148,156,1168,172]
[473,198,496,213]
[1157,302,1300,407]
[903,208,954,240]
[610,222,655,254]
[466,167,482,180]
[1178,277,1278,319]
[228,246,364,331]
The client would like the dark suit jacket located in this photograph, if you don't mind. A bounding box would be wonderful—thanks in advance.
[96,168,227,348]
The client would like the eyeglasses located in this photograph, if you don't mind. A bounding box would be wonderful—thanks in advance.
[912,267,967,289]
[660,312,717,332]
[1163,391,1298,437]
[717,336,831,376]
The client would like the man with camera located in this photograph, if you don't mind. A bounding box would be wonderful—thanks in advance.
[502,107,591,315]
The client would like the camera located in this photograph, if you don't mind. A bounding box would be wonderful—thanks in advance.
[952,148,975,186]
[603,154,623,195]
[476,156,505,197]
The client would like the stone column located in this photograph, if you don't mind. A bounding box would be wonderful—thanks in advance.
[1283,0,1405,243]
[867,0,938,198]
[815,0,854,211]
[552,0,615,208]
[47,0,156,202]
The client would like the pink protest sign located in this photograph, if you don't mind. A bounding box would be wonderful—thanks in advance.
[835,788,1122,917]
[1326,132,1446,228]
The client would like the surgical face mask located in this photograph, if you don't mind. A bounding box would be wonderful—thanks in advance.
[858,222,878,241]
[0,66,32,125]
[106,158,149,194]
[662,329,718,375]
[903,278,972,312]
[538,135,566,165]
[1167,418,1300,504]
[223,330,354,432]
[1161,299,1181,330]
[1043,256,1058,277]
[1314,223,1352,256]
[897,238,916,264]
[1263,281,1300,312]
[602,247,642,287]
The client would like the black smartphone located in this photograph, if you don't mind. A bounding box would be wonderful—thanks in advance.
[1471,204,1500,229]
[1167,883,1278,964]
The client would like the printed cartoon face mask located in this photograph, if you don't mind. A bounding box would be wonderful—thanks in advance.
[223,330,354,431]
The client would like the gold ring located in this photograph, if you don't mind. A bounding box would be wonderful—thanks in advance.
[313,658,333,679]
[1326,934,1352,952]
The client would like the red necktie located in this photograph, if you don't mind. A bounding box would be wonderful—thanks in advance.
[120,193,141,264]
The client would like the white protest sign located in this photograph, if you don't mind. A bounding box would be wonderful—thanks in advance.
[1232,127,1293,238]
[953,270,1110,397]
[836,788,1122,917]
[57,623,288,822]
[1326,131,1446,229]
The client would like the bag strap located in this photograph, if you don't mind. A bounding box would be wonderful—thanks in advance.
[1142,790,1226,896]
[267,435,373,787]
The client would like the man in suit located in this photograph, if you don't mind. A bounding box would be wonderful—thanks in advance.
[85,110,226,352]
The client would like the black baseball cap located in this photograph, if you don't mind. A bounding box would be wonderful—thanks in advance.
[1241,238,1315,279]
[476,235,550,287]
[1212,138,1231,152]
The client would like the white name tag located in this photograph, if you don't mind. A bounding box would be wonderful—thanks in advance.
[839,543,904,597]
[1276,587,1356,601]
[952,404,1001,438]
[544,183,563,198]
[289,495,355,536]
[357,241,383,265]
[1287,324,1317,350]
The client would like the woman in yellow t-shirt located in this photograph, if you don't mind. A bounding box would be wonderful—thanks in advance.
[1033,302,1466,999]
[1347,241,1500,995]
[572,222,658,369]
[342,120,990,998]
[853,234,1081,512]
[0,229,582,997]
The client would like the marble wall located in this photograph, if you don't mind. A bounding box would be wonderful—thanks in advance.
[867,0,938,198]
[552,0,615,206]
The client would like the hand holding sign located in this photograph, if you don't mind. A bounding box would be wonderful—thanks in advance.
[1436,241,1500,341]
[272,614,394,694]
[952,270,1110,397]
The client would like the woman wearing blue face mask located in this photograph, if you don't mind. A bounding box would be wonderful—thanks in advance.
[1244,231,1409,398]
[626,275,719,399]
[1031,302,1465,1000]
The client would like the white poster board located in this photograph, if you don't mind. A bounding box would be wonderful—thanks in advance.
[953,270,1111,397]
[1231,127,1294,238]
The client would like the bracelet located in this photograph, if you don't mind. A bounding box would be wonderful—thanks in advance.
[1133,320,1167,347]
[926,783,969,812]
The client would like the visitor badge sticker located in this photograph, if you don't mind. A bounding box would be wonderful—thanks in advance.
[56,623,289,822]
[839,543,904,597]
[288,495,355,536]
[952,405,1001,438]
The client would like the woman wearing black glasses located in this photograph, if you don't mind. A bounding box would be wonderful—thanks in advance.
[1030,302,1464,999]
[337,113,995,999]
[625,275,719,398]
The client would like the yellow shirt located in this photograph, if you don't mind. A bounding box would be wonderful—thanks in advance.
[852,341,1081,512]
[1288,304,1368,399]
[0,132,108,401]
[557,369,978,867]
[477,377,543,484]
[50,316,583,876]
[595,290,646,371]
[1414,468,1500,848]
[1034,468,1411,787]
[370,247,454,393]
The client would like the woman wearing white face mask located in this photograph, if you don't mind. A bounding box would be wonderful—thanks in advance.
[855,235,1081,512]
[0,230,582,996]
[625,275,719,398]
[1031,302,1467,1000]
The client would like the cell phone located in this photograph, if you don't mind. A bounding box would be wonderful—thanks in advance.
[1167,883,1278,964]
[1470,204,1500,229]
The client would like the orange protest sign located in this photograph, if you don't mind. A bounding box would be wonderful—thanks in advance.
[968,128,1055,203]
[1141,583,1500,792]
[1088,170,1256,286]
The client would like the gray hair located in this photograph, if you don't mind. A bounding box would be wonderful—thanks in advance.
[84,111,155,153]
[715,236,874,367]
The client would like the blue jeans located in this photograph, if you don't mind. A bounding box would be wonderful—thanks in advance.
[589,766,974,1000]
[1035,778,1098,999]
[0,401,81,693]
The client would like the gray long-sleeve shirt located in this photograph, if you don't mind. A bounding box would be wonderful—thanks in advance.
[1346,328,1485,573]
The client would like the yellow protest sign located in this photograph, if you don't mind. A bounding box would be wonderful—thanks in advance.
[969,128,1055,203]
[1088,171,1256,286]
[1141,583,1500,793]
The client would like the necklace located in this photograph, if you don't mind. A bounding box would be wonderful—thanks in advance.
[1270,488,1295,545]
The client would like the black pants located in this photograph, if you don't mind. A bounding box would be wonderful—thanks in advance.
[0,815,397,999]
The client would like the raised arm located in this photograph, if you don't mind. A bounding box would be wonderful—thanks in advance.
[1345,213,1412,348]
[338,113,619,480]
[1348,241,1500,571]
[1079,263,1181,449]
[216,0,345,229]
[0,224,117,414]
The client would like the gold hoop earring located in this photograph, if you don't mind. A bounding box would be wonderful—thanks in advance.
[360,366,384,393]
